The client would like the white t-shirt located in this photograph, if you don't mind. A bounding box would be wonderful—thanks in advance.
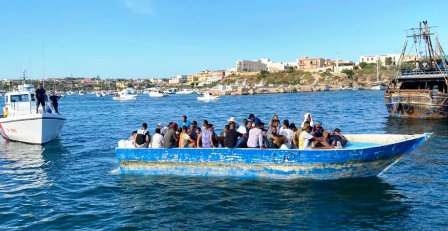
[150,133,164,148]
[279,127,294,148]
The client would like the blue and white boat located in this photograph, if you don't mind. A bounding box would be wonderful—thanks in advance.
[115,133,430,180]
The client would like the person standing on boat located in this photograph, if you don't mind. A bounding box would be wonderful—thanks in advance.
[35,83,46,114]
[49,91,61,114]
[180,114,191,128]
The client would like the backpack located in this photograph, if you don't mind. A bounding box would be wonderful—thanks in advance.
[135,130,148,145]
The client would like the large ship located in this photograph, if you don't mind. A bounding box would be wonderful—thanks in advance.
[385,21,448,119]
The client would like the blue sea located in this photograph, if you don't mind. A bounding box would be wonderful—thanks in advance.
[0,91,447,230]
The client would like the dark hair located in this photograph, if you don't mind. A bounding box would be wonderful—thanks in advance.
[155,128,161,134]
[248,114,255,120]
[334,128,341,133]
[131,130,137,135]
[289,123,296,130]
[203,120,209,125]
[182,126,188,131]
[192,120,198,126]
[225,124,230,129]
[142,123,148,129]
[283,119,289,127]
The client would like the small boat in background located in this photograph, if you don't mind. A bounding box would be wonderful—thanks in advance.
[116,133,430,180]
[112,88,137,101]
[148,91,167,98]
[197,92,219,102]
[176,89,194,95]
[78,90,85,96]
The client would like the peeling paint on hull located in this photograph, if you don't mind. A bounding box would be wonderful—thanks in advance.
[115,134,429,180]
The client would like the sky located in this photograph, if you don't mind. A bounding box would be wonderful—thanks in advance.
[0,0,447,79]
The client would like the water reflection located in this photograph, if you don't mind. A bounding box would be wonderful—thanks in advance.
[0,139,67,193]
[115,176,409,229]
[384,117,448,136]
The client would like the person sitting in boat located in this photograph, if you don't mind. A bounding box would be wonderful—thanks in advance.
[279,119,294,148]
[235,119,249,148]
[266,123,280,148]
[276,135,289,150]
[197,120,215,148]
[150,128,164,148]
[135,123,151,148]
[179,126,194,148]
[289,123,298,148]
[163,122,178,148]
[312,130,334,149]
[187,122,198,148]
[35,83,46,114]
[298,122,314,150]
[247,120,265,149]
[49,91,61,114]
[118,130,137,148]
[329,128,347,148]
[311,121,324,137]
[301,113,314,128]
[223,123,238,148]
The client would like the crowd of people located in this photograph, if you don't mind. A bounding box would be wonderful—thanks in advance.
[119,113,347,150]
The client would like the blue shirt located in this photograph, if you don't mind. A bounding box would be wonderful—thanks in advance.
[180,120,191,128]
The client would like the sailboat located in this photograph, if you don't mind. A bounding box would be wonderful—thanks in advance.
[371,59,386,90]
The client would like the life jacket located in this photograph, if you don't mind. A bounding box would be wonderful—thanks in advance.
[2,106,8,118]
[135,129,148,145]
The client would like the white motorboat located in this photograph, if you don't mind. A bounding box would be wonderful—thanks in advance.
[163,88,177,95]
[197,92,219,102]
[371,84,386,90]
[78,90,85,95]
[0,84,65,144]
[96,91,102,97]
[112,88,137,101]
[175,89,194,95]
[148,91,166,97]
[66,90,74,95]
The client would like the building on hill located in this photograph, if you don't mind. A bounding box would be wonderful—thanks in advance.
[358,54,401,66]
[259,58,292,72]
[236,60,267,72]
[297,57,333,72]
[188,70,225,86]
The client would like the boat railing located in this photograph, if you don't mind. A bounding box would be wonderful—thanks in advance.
[387,89,448,105]
[399,69,448,78]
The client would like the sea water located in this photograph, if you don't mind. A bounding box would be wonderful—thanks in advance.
[0,91,447,230]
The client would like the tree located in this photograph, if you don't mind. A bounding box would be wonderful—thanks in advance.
[359,62,368,69]
[341,69,355,79]
[385,57,393,66]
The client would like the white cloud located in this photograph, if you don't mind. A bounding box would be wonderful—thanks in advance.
[122,0,153,15]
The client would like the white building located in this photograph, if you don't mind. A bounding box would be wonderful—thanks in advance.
[260,58,289,72]
[236,60,267,72]
[333,60,355,73]
[359,54,401,66]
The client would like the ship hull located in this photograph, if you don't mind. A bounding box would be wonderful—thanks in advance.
[385,89,448,119]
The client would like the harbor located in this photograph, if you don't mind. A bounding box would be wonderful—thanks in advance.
[1,0,448,229]
[1,91,447,229]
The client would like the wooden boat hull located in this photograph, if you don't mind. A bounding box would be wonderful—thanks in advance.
[116,134,429,180]
[385,90,448,119]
